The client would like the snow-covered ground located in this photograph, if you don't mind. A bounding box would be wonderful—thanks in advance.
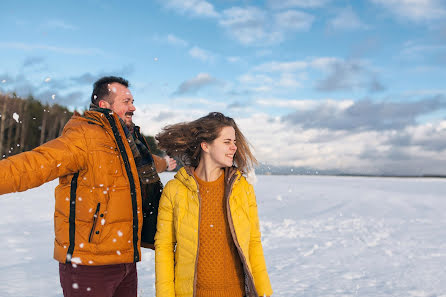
[0,173,445,297]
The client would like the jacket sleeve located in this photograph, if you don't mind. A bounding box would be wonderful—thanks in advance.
[0,124,87,195]
[155,181,176,297]
[153,154,167,173]
[247,183,273,296]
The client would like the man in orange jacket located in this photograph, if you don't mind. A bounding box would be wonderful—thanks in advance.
[0,76,176,297]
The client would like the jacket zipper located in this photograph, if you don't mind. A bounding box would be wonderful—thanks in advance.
[88,203,101,242]
[225,173,259,297]
[103,112,140,262]
[191,173,202,297]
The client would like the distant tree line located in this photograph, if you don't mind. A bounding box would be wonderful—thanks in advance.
[0,93,163,158]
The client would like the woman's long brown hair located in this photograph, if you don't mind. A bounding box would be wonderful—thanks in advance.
[156,112,257,173]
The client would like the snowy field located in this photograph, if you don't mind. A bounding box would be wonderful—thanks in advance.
[0,173,445,297]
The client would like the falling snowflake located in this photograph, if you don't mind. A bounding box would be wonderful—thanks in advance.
[71,257,82,264]
[117,230,123,237]
[44,77,51,82]
[72,283,79,289]
[12,113,19,123]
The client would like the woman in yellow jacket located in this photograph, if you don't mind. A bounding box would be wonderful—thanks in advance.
[154,112,272,297]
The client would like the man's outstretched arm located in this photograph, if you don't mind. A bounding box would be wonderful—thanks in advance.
[0,126,87,194]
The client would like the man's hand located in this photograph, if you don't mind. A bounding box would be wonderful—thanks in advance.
[164,156,177,171]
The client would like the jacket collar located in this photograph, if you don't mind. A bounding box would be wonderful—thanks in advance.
[174,166,242,193]
[87,103,139,133]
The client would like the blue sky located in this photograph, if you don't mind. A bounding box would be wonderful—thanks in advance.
[1,0,446,175]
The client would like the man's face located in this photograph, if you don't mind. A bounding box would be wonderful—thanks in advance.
[100,82,135,127]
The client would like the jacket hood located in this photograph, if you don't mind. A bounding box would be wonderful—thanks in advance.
[174,166,242,192]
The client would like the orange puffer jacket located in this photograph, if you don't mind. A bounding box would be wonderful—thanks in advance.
[0,110,165,265]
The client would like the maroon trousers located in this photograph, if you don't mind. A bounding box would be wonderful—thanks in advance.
[59,263,137,297]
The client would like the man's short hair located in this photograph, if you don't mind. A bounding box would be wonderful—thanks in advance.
[91,76,129,105]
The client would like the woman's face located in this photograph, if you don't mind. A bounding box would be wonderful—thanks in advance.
[204,126,237,168]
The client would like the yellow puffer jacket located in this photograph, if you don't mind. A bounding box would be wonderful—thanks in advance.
[155,167,273,297]
[0,110,166,265]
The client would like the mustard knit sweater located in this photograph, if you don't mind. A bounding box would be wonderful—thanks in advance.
[194,171,245,297]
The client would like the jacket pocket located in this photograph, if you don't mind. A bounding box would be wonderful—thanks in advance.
[88,203,101,243]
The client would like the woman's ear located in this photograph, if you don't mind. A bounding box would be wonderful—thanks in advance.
[200,142,209,153]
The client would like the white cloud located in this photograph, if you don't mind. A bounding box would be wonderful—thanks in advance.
[133,104,209,136]
[43,20,78,30]
[240,60,310,93]
[267,0,331,9]
[254,60,308,72]
[370,0,446,22]
[173,72,219,94]
[277,73,302,88]
[310,57,340,70]
[238,73,274,84]
[172,97,226,108]
[219,6,265,27]
[238,72,303,93]
[248,56,384,93]
[251,86,273,92]
[166,34,189,47]
[0,42,104,55]
[311,58,385,92]
[255,49,273,57]
[188,46,214,62]
[161,0,219,18]
[275,10,315,31]
[132,98,446,175]
[227,56,241,63]
[256,98,354,110]
[328,6,368,31]
[219,6,281,45]
[219,6,316,45]
[401,43,446,61]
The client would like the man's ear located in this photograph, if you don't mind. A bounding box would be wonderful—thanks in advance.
[200,142,209,153]
[98,100,111,109]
